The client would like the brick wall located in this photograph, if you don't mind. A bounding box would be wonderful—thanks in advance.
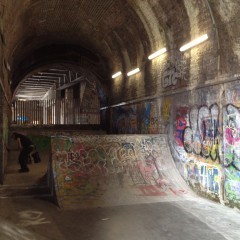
[108,1,240,105]
[0,87,10,184]
[0,87,3,184]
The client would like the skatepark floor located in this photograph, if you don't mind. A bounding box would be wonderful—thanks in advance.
[4,150,49,186]
[1,146,240,239]
[0,196,240,240]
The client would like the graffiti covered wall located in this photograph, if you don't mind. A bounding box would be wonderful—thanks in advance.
[223,83,240,206]
[169,83,240,208]
[112,99,164,134]
[51,135,191,209]
[110,81,240,209]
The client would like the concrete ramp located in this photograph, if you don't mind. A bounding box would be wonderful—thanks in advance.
[51,135,195,209]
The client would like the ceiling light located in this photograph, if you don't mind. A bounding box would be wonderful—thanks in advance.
[180,34,208,52]
[112,71,122,79]
[148,47,167,60]
[100,107,108,110]
[111,102,127,107]
[127,68,140,77]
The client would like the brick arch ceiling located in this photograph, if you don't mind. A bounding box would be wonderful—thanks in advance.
[3,0,191,96]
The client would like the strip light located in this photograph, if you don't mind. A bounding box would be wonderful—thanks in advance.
[112,71,122,79]
[100,107,108,110]
[127,68,140,77]
[111,102,127,108]
[180,34,208,52]
[148,47,167,60]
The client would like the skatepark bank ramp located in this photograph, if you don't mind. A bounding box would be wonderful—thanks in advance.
[51,134,194,209]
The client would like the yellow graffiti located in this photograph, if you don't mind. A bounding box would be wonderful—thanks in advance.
[149,103,159,133]
[162,98,171,122]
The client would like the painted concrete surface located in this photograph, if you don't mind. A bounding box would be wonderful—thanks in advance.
[5,150,49,187]
[51,135,195,209]
[51,201,236,240]
[0,133,240,239]
[0,197,240,240]
[47,134,240,239]
[175,199,240,240]
[170,99,237,206]
[0,217,48,240]
[111,84,240,209]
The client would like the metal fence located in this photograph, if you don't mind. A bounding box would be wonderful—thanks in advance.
[12,99,100,125]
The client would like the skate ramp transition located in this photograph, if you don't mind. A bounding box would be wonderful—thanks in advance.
[51,135,194,209]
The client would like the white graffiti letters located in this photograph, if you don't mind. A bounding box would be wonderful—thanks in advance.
[18,211,50,227]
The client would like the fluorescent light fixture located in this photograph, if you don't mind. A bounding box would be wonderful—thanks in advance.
[100,107,108,110]
[111,102,127,108]
[112,71,122,79]
[148,47,167,60]
[180,34,208,52]
[127,68,140,77]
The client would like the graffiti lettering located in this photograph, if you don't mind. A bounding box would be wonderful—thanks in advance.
[162,54,188,88]
[52,135,189,209]
[162,67,178,88]
[183,104,220,161]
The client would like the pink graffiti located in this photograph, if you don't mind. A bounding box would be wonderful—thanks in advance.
[76,144,84,152]
[137,160,159,184]
[225,127,240,145]
[138,185,187,196]
[169,188,187,195]
[175,116,187,146]
[138,185,167,196]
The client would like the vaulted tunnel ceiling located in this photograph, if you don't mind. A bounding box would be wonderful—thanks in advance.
[11,44,110,100]
[14,62,106,101]
[2,0,180,100]
[1,0,235,101]
[4,0,153,97]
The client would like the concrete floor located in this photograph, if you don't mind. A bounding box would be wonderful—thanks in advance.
[0,196,240,240]
[1,149,240,239]
[4,149,49,186]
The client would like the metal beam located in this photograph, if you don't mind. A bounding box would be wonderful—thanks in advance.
[56,76,85,90]
[38,72,67,76]
[31,76,60,80]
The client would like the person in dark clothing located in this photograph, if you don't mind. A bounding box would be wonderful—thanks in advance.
[12,132,34,173]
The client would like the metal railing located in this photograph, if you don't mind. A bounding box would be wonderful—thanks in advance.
[12,99,100,125]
